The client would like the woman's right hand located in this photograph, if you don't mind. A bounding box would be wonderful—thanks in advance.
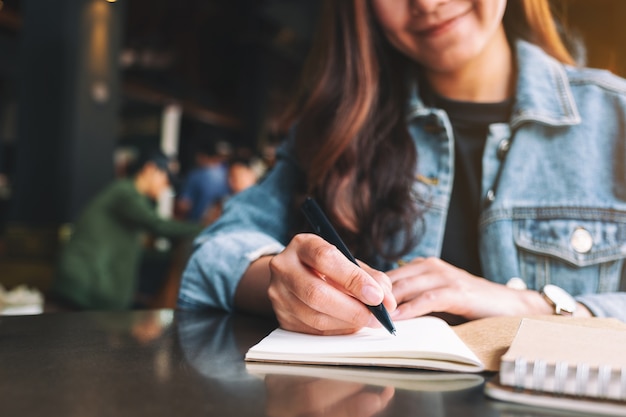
[264,373,394,417]
[268,233,396,335]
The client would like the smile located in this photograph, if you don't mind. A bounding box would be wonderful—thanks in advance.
[413,7,473,37]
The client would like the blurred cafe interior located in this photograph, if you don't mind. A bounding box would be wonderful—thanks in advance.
[0,0,624,313]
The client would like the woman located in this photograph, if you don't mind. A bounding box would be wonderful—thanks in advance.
[179,0,626,333]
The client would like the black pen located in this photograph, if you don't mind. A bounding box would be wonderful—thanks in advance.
[300,197,396,335]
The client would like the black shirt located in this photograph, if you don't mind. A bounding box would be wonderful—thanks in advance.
[432,95,512,277]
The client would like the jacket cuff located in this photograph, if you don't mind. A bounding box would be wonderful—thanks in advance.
[178,231,284,312]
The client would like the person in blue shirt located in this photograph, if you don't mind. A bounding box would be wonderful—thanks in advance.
[175,139,230,222]
[179,0,626,334]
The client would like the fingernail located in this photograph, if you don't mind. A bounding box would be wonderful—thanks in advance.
[362,285,383,305]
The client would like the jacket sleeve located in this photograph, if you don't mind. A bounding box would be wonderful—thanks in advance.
[110,184,202,238]
[576,293,626,322]
[178,137,305,312]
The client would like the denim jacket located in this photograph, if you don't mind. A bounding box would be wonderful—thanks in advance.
[179,40,626,322]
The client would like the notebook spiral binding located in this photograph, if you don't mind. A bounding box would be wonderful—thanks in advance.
[513,357,626,401]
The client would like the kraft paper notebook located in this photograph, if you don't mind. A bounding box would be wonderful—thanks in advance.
[245,316,485,373]
[484,318,626,416]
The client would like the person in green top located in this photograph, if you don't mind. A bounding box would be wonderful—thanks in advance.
[52,150,203,310]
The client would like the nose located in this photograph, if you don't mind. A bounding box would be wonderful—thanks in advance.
[410,0,448,15]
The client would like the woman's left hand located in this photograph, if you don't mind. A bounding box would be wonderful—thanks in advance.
[387,257,558,321]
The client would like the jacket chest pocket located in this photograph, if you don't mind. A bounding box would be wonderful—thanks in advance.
[514,216,626,294]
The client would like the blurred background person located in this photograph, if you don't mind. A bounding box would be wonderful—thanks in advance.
[175,138,230,222]
[50,149,202,311]
[202,154,259,225]
[228,156,258,195]
[150,152,259,309]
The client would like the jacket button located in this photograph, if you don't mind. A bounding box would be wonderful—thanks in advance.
[571,227,593,254]
[484,189,496,204]
[497,139,511,160]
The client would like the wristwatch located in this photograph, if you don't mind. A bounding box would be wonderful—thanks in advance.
[541,284,577,315]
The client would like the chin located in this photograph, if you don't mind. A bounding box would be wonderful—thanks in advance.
[422,44,483,73]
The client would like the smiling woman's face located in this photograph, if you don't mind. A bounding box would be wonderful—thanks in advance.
[371,0,508,74]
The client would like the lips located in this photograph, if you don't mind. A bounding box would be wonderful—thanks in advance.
[413,6,473,37]
[415,18,458,36]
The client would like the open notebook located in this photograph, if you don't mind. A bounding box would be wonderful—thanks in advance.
[245,316,484,373]
[246,362,485,392]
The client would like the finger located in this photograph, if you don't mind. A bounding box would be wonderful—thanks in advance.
[296,234,385,306]
[392,274,439,304]
[299,380,366,415]
[387,257,432,283]
[265,377,365,416]
[279,311,364,336]
[352,386,395,417]
[327,386,395,417]
[359,262,397,311]
[392,286,462,320]
[270,237,381,332]
[390,259,458,303]
[359,262,392,293]
[392,298,437,320]
[274,284,368,335]
[294,280,379,333]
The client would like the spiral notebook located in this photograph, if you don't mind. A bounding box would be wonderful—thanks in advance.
[485,318,626,416]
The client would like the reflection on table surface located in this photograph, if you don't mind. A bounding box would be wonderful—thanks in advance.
[0,309,574,417]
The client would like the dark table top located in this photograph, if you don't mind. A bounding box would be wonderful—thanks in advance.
[0,309,575,417]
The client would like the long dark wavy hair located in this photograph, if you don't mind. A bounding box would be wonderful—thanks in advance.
[282,0,574,265]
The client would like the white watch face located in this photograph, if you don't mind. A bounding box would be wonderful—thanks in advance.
[543,284,577,314]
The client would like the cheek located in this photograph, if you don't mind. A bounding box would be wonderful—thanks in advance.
[371,1,416,58]
[478,0,507,32]
[371,0,409,36]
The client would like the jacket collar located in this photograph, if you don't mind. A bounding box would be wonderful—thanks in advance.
[511,40,580,128]
[406,40,581,127]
